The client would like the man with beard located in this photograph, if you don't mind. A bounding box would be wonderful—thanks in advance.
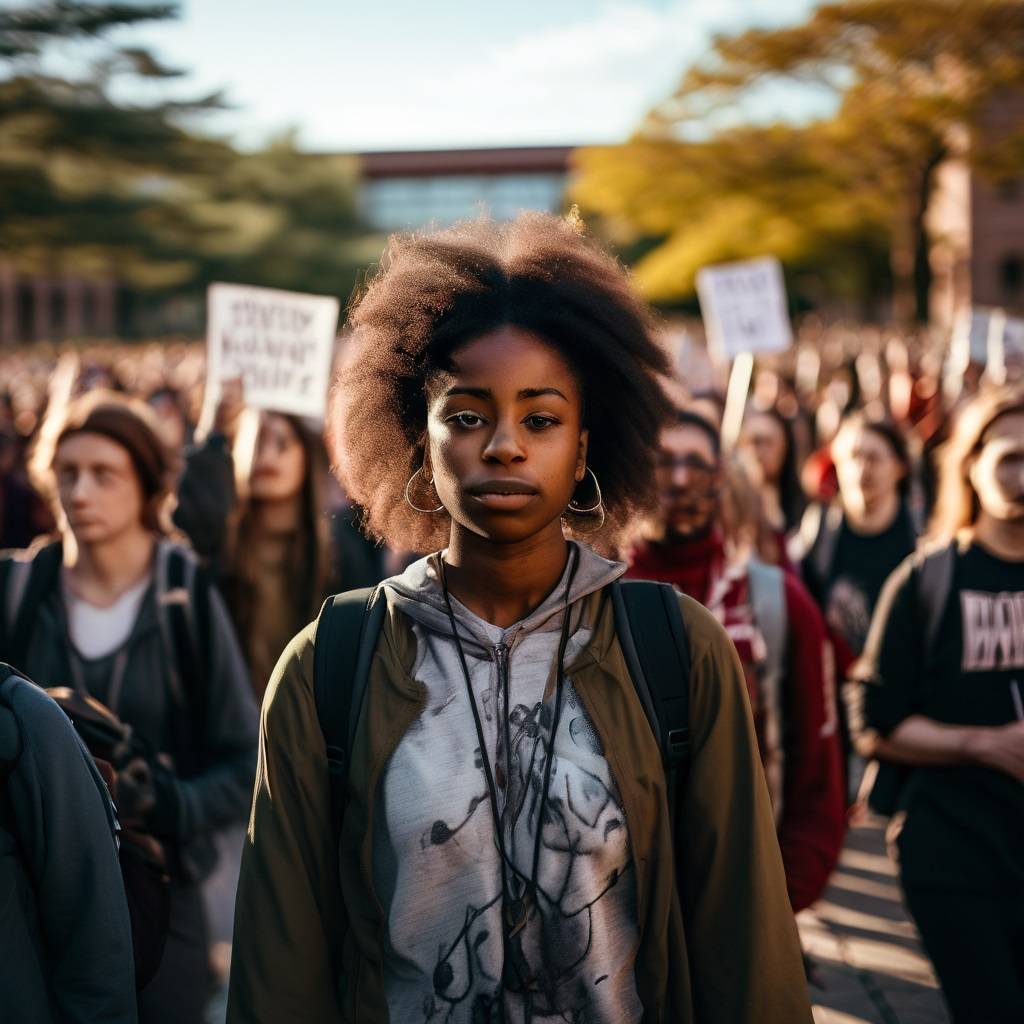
[628,409,845,914]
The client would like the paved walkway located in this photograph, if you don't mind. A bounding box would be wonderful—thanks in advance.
[799,818,949,1024]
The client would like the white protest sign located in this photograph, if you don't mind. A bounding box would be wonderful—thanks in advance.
[954,308,998,364]
[205,283,340,420]
[1002,315,1024,382]
[696,257,793,361]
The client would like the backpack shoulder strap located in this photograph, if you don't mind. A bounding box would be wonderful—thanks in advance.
[610,580,691,779]
[746,558,788,675]
[746,558,789,821]
[313,586,386,842]
[809,503,844,583]
[1,541,62,669]
[156,543,212,772]
[916,541,956,655]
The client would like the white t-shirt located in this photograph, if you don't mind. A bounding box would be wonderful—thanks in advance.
[62,571,151,660]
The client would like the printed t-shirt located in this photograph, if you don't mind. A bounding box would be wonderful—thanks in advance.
[861,542,1024,891]
[822,509,916,661]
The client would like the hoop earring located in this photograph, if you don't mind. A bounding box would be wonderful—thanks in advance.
[567,466,603,515]
[404,465,445,514]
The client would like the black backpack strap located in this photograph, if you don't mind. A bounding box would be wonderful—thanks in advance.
[611,580,691,817]
[2,541,63,670]
[917,542,956,656]
[313,587,386,845]
[160,546,212,775]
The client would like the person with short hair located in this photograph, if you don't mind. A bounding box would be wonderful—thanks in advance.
[627,408,845,914]
[228,214,810,1023]
[851,387,1024,1023]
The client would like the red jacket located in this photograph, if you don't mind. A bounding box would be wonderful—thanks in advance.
[627,536,846,912]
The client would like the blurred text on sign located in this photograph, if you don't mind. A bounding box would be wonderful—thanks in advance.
[205,283,340,420]
[696,257,792,361]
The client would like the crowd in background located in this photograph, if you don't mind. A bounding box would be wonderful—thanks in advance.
[0,316,1021,1023]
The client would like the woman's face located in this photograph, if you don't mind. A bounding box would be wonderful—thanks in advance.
[250,414,306,503]
[834,424,904,512]
[425,326,588,546]
[740,412,787,486]
[971,412,1024,522]
[54,432,147,544]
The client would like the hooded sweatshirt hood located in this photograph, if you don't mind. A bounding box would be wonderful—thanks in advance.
[372,539,644,1022]
[383,539,626,655]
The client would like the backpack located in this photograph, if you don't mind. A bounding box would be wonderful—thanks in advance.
[0,539,216,989]
[0,538,212,776]
[862,541,956,816]
[312,579,691,849]
[0,663,169,992]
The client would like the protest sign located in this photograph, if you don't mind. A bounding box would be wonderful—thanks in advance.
[205,283,340,420]
[946,305,995,366]
[696,257,793,361]
[1001,315,1024,382]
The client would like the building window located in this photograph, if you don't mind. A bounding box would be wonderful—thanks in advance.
[997,178,1021,203]
[1001,254,1023,301]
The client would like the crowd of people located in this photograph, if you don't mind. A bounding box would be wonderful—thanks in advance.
[0,212,1021,1023]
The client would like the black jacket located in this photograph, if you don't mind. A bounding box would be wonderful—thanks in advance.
[0,665,137,1023]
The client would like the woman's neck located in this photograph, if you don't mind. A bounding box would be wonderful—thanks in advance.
[253,496,302,535]
[443,522,570,629]
[63,527,156,607]
[760,483,785,532]
[971,513,1024,562]
[844,490,900,535]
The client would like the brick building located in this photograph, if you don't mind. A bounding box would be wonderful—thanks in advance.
[927,92,1024,330]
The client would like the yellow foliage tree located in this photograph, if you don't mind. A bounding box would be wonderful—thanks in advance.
[573,0,1024,321]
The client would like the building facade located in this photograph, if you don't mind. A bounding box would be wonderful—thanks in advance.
[928,92,1024,330]
[357,145,575,231]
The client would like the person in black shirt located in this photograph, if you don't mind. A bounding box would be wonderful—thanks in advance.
[799,414,918,674]
[852,387,1024,1024]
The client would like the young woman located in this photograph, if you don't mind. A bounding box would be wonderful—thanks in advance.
[852,387,1024,1023]
[739,406,806,558]
[1,391,258,1024]
[228,214,811,1023]
[798,414,918,673]
[175,401,384,698]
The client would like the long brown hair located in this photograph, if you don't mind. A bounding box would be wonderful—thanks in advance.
[928,387,1024,543]
[224,413,334,638]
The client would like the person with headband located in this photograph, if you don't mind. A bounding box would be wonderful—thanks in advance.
[228,214,810,1023]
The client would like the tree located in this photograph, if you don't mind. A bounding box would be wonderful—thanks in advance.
[0,2,232,287]
[0,3,372,332]
[183,135,383,305]
[573,123,893,313]
[573,0,1024,321]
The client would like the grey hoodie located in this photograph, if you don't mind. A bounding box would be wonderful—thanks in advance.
[374,542,642,1023]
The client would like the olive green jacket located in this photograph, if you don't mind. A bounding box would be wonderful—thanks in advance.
[227,587,811,1023]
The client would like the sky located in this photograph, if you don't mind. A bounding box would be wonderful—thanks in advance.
[108,0,825,152]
